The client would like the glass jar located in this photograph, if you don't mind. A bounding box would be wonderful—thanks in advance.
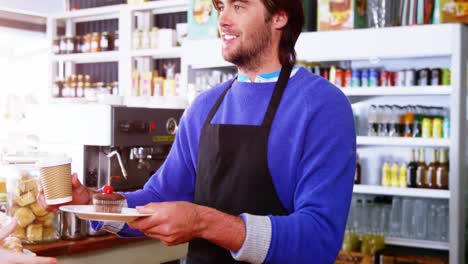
[91,32,101,53]
[100,32,110,51]
[65,36,74,54]
[114,31,119,51]
[52,37,60,55]
[74,36,82,54]
[82,34,92,53]
[132,30,142,49]
[59,36,67,55]
[3,157,60,244]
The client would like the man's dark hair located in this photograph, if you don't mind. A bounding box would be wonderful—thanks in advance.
[213,0,305,66]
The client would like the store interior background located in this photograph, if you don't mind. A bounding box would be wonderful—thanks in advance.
[0,1,466,263]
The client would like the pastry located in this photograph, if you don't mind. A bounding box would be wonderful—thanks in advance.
[14,208,35,228]
[36,212,55,227]
[12,226,26,239]
[1,236,23,252]
[30,202,48,217]
[26,224,43,241]
[42,227,56,240]
[93,185,124,213]
[16,192,36,207]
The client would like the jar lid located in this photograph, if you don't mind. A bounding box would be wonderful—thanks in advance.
[38,156,71,168]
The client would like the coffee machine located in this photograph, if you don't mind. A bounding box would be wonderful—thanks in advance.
[84,106,184,192]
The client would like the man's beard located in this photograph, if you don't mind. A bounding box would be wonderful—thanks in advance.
[222,22,272,72]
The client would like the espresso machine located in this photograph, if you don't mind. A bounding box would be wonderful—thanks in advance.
[84,106,184,192]
[78,106,183,236]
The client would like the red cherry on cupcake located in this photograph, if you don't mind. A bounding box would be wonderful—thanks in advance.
[103,185,114,194]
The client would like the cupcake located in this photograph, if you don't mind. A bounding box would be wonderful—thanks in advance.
[92,185,124,213]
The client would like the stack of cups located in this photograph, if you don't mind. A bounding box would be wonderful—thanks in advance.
[38,157,72,205]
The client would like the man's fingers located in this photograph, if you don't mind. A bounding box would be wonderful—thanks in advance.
[0,220,17,240]
[135,205,157,214]
[71,173,82,188]
[36,193,59,212]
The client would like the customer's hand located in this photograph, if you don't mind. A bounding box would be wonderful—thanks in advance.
[128,202,202,246]
[1,220,57,264]
[37,173,96,212]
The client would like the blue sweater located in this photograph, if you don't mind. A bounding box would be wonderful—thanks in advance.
[104,67,356,263]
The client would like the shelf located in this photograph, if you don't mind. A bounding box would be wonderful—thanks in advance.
[128,0,188,14]
[51,5,124,22]
[353,185,450,199]
[385,237,449,250]
[296,24,457,62]
[342,86,452,96]
[131,47,183,59]
[51,51,119,63]
[357,136,450,147]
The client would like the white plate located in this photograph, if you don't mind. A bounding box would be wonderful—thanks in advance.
[59,205,152,222]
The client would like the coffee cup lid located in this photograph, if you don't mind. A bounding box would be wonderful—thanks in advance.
[38,156,71,168]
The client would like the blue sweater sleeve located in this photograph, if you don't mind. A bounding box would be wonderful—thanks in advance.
[109,106,198,237]
[266,88,356,263]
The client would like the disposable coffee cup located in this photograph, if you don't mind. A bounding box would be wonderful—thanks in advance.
[38,157,72,205]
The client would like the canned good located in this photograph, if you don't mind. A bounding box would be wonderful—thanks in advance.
[431,68,441,86]
[361,69,369,87]
[422,118,433,138]
[432,118,443,138]
[344,69,352,87]
[369,69,379,87]
[351,69,361,87]
[405,69,416,86]
[441,68,451,85]
[417,69,430,86]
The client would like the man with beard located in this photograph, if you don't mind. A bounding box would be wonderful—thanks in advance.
[38,0,356,263]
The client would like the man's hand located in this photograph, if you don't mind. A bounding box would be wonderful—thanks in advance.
[37,173,96,211]
[128,202,246,251]
[128,202,203,246]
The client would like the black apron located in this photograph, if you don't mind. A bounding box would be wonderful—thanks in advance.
[187,65,292,264]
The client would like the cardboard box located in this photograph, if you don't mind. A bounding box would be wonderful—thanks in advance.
[440,0,468,23]
[318,0,367,31]
[188,0,219,40]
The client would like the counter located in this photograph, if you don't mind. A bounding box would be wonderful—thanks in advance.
[24,235,188,264]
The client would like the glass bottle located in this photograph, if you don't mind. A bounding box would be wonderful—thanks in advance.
[390,162,399,187]
[426,149,439,189]
[398,162,408,188]
[436,149,449,189]
[354,153,361,184]
[416,149,428,188]
[381,161,391,187]
[76,75,84,98]
[367,105,378,136]
[406,149,418,188]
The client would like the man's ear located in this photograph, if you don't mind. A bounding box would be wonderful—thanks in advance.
[272,10,288,30]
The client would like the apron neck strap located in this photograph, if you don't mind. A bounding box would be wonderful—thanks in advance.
[261,64,293,128]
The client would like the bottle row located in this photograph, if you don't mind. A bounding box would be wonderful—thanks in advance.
[132,25,187,50]
[347,196,448,243]
[52,75,118,99]
[187,70,236,103]
[131,66,180,97]
[380,149,449,190]
[364,104,450,139]
[299,63,451,88]
[53,31,119,55]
